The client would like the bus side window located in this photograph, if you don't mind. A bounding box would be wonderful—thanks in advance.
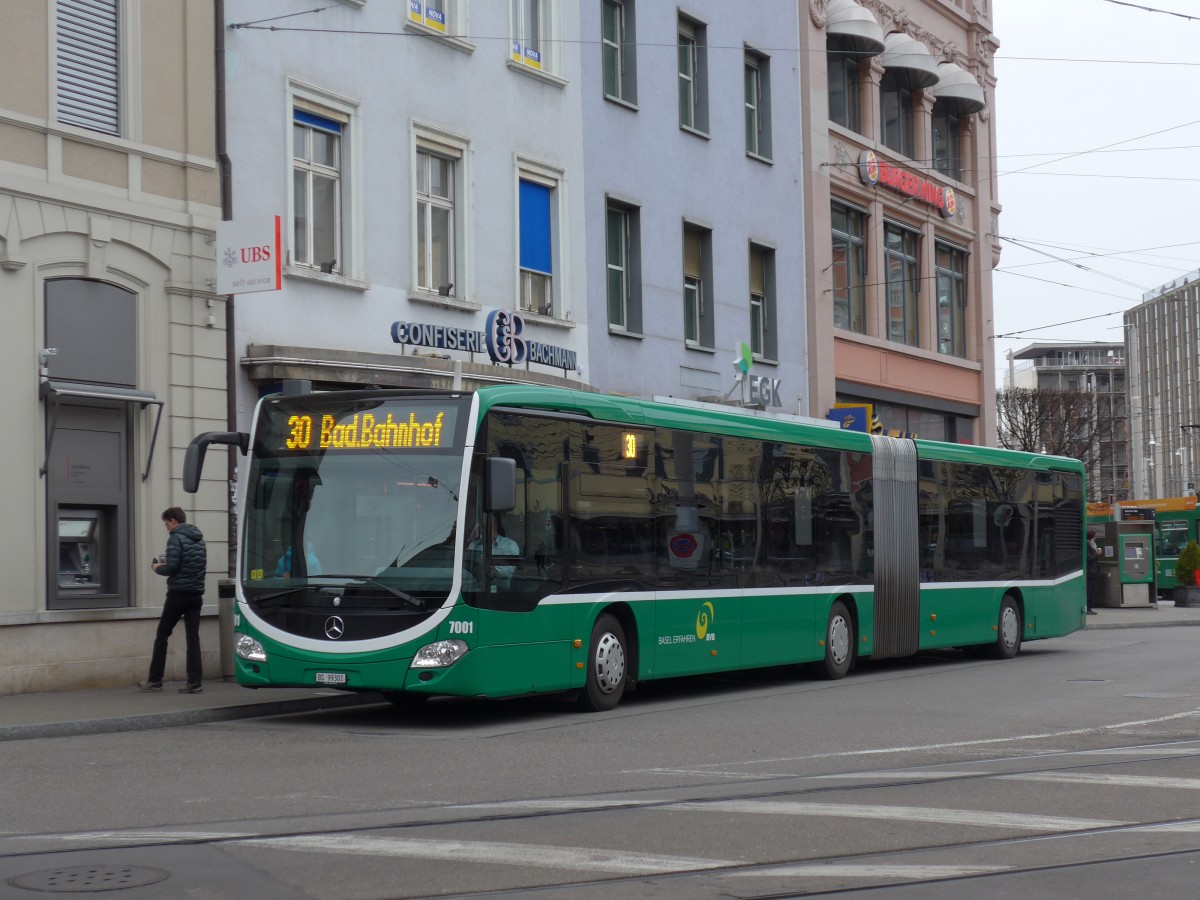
[482,412,569,607]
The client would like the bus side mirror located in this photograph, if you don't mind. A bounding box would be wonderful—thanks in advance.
[485,457,516,513]
[183,431,249,494]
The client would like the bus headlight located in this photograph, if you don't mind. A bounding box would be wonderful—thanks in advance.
[412,639,468,668]
[235,634,267,662]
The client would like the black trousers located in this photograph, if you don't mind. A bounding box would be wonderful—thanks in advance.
[1086,573,1097,610]
[147,589,204,684]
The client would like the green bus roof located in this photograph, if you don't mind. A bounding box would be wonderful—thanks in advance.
[473,384,1084,475]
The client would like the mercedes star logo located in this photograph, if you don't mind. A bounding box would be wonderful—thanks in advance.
[324,615,345,640]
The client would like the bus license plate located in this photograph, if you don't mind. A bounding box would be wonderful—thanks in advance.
[315,672,346,685]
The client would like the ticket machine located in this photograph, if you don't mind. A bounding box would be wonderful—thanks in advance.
[1096,521,1156,608]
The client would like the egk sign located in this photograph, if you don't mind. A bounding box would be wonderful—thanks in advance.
[859,150,957,219]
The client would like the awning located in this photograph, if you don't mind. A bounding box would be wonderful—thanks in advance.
[930,61,985,115]
[879,32,940,90]
[825,0,884,56]
[40,379,164,482]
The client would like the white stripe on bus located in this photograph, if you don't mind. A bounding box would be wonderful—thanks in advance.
[539,573,1080,607]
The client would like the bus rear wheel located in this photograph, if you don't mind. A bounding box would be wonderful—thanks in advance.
[579,613,627,711]
[820,600,854,680]
[990,596,1023,660]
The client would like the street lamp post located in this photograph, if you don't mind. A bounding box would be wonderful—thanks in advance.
[1149,431,1157,498]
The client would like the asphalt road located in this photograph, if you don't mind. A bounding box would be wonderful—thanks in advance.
[4,626,1200,898]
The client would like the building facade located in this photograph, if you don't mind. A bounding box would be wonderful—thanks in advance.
[223,0,591,436]
[1,0,1017,695]
[579,1,809,410]
[799,0,999,443]
[1126,274,1200,501]
[0,1,223,694]
[1004,342,1129,502]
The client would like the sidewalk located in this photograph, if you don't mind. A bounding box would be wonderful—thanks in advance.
[2,603,1198,742]
[0,680,379,742]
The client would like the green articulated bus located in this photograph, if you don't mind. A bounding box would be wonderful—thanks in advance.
[184,384,1086,711]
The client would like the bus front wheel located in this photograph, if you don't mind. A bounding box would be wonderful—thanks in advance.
[820,600,855,680]
[579,613,627,711]
[990,596,1023,660]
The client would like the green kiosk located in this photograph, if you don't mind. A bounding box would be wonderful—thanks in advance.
[1096,520,1156,608]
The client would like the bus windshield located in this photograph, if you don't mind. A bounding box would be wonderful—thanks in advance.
[241,394,471,607]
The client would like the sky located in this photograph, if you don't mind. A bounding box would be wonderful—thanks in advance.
[989,0,1200,382]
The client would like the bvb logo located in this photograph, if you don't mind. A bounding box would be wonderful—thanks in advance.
[696,601,715,640]
[485,309,528,364]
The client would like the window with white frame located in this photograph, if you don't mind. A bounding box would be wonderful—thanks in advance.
[57,0,121,135]
[412,125,469,299]
[288,84,360,279]
[519,174,557,316]
[677,17,708,134]
[749,243,776,360]
[416,148,455,295]
[683,225,713,348]
[408,0,451,34]
[511,0,559,74]
[606,198,641,333]
[602,0,637,103]
[744,49,771,159]
[292,109,343,273]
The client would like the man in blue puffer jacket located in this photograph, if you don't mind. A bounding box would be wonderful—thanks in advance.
[138,507,207,694]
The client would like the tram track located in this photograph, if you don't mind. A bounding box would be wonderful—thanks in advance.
[6,808,1200,899]
[5,733,1200,897]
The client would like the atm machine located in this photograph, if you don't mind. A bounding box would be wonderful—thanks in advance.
[57,510,102,593]
[1097,521,1156,608]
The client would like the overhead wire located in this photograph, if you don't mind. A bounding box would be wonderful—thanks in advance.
[1098,0,1200,22]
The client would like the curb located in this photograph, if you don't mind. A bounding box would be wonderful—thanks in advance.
[0,691,381,743]
[1086,618,1200,631]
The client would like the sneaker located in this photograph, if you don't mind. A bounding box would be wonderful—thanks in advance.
[137,681,163,692]
[178,682,204,694]
[1087,609,1098,615]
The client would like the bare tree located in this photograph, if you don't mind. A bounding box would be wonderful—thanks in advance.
[996,387,1114,477]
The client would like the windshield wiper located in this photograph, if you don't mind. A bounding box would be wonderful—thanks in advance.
[249,587,316,605]
[315,574,424,609]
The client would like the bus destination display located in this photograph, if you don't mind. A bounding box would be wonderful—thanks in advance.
[279,408,457,452]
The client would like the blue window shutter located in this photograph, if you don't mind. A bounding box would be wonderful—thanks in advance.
[293,109,342,133]
[519,180,552,274]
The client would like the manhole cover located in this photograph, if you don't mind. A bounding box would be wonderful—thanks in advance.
[9,865,169,893]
